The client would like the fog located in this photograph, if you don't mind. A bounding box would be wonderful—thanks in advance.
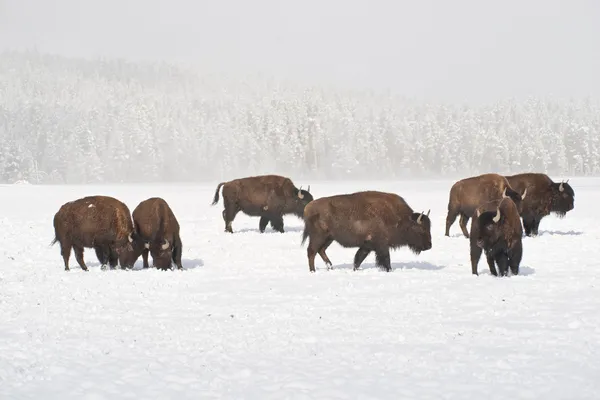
[1,0,599,103]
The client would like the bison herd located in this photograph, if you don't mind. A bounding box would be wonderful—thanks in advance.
[50,172,575,277]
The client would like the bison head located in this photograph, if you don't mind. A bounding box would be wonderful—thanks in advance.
[401,210,432,254]
[502,186,527,214]
[115,232,146,269]
[292,185,314,217]
[550,179,575,217]
[147,238,174,270]
[473,207,505,251]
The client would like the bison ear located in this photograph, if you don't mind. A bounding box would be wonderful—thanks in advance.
[161,239,170,250]
[492,207,501,223]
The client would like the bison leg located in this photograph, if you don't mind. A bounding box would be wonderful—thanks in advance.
[445,208,460,236]
[485,253,498,276]
[317,238,334,269]
[222,203,239,233]
[531,217,542,236]
[306,235,327,273]
[72,245,89,271]
[142,248,150,269]
[258,216,270,233]
[375,247,392,272]
[172,239,183,270]
[522,215,535,237]
[508,242,522,276]
[60,242,72,271]
[353,246,371,271]
[495,253,510,277]
[269,215,285,233]
[469,244,482,275]
[94,246,109,270]
[458,213,470,238]
[108,248,119,270]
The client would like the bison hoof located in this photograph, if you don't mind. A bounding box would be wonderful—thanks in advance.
[100,264,107,271]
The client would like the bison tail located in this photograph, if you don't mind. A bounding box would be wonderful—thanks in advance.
[211,182,225,205]
[301,225,310,246]
[50,236,59,247]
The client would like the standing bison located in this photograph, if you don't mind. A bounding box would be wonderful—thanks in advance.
[51,195,143,271]
[504,173,574,236]
[132,197,184,271]
[211,174,313,233]
[445,173,527,238]
[301,191,432,272]
[469,197,523,276]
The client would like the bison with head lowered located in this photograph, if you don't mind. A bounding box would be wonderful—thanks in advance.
[504,173,574,236]
[211,174,313,233]
[445,173,526,238]
[301,191,432,272]
[469,197,523,276]
[51,195,144,271]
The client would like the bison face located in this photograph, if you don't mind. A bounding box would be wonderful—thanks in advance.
[116,232,146,269]
[293,186,314,216]
[148,239,173,270]
[550,180,575,217]
[404,210,432,254]
[473,208,504,251]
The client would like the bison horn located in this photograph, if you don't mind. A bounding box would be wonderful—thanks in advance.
[144,242,150,249]
[307,185,310,193]
[426,209,430,217]
[417,211,424,224]
[521,187,527,200]
[559,181,564,192]
[297,189,304,199]
[161,239,169,250]
[476,208,482,217]
[128,233,133,243]
[492,207,501,223]
[502,187,508,198]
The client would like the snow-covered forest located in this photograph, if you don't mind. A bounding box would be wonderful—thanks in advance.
[1,50,598,184]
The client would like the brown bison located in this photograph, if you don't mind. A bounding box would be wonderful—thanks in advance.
[50,195,143,271]
[445,173,527,238]
[504,173,574,236]
[469,197,523,276]
[211,174,314,233]
[132,197,183,271]
[301,191,432,273]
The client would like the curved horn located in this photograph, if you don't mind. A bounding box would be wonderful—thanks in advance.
[144,242,150,249]
[297,188,304,199]
[161,239,169,250]
[502,187,508,198]
[559,181,564,192]
[128,233,133,243]
[492,207,501,223]
[417,211,424,224]
[426,209,430,217]
[307,185,310,193]
[521,187,527,200]
[476,208,482,217]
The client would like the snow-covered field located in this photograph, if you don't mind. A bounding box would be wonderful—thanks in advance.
[1,179,599,399]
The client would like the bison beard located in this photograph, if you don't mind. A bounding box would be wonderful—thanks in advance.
[469,198,523,277]
[301,191,432,273]
[445,173,526,239]
[211,174,313,233]
[132,197,184,271]
[50,195,142,271]
[505,173,575,237]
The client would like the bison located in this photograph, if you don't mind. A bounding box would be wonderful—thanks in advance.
[504,173,574,236]
[301,190,432,273]
[469,197,523,276]
[50,195,143,271]
[445,173,527,238]
[132,197,183,271]
[211,174,314,233]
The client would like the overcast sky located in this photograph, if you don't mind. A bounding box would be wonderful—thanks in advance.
[1,0,598,103]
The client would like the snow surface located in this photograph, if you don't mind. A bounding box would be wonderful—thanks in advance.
[1,179,599,399]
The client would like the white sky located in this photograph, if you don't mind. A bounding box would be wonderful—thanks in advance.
[1,0,598,103]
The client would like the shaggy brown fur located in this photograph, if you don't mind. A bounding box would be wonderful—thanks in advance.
[505,173,575,236]
[301,191,432,272]
[212,174,313,233]
[50,195,142,271]
[445,173,526,238]
[469,197,523,276]
[132,197,183,271]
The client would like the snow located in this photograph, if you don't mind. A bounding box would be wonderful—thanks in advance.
[1,179,599,399]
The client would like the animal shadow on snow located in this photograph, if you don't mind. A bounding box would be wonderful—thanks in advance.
[476,265,535,277]
[236,226,304,234]
[536,230,583,237]
[84,258,204,271]
[335,260,445,272]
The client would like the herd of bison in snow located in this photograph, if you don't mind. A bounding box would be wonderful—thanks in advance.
[50,172,575,276]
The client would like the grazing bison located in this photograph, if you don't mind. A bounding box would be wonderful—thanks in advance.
[132,197,183,271]
[445,173,527,238]
[211,174,314,233]
[469,197,523,276]
[505,173,574,236]
[301,191,432,272]
[50,195,143,271]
